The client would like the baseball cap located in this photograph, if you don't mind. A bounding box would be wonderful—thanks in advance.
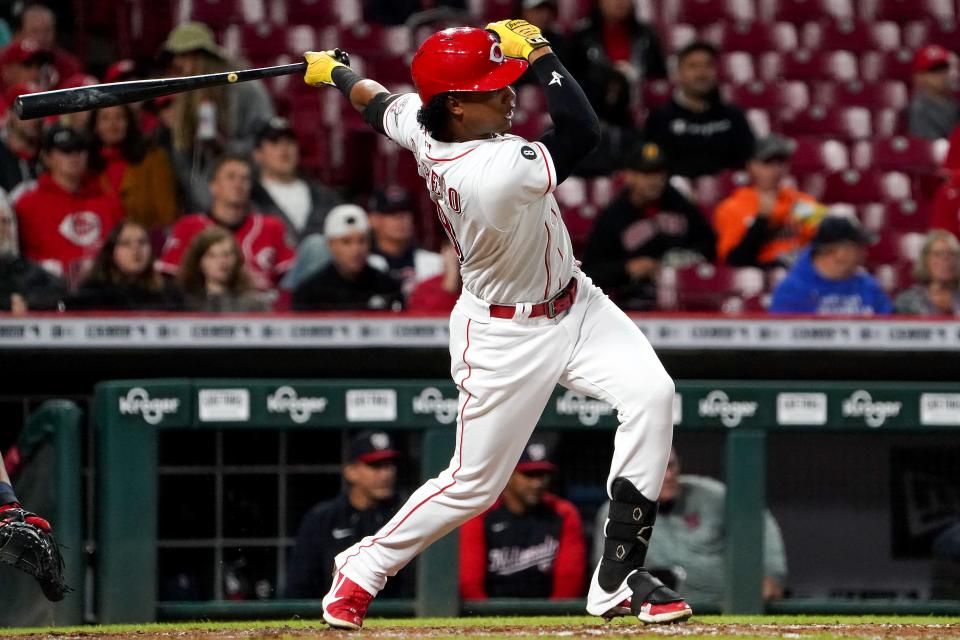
[255,117,297,146]
[369,186,414,214]
[0,39,52,66]
[811,215,874,248]
[753,134,796,162]
[348,431,401,464]
[42,125,90,153]
[623,142,667,173]
[516,434,558,474]
[163,22,227,61]
[323,204,370,239]
[914,44,951,73]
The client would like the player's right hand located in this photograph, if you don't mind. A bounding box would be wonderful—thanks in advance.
[485,20,550,60]
[304,49,350,87]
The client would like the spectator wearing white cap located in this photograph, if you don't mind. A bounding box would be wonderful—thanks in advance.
[291,204,403,311]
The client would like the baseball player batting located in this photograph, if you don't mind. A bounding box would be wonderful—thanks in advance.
[304,19,691,629]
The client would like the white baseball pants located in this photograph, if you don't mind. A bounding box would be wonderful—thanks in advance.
[332,270,675,609]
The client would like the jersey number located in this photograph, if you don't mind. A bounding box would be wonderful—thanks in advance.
[436,204,464,263]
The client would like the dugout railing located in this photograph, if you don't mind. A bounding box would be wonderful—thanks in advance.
[91,379,960,623]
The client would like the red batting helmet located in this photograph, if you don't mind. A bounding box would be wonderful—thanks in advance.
[411,27,528,103]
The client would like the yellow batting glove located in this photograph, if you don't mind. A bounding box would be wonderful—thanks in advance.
[485,19,550,60]
[303,49,349,87]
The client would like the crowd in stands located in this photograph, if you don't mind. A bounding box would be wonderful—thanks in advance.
[1,0,960,316]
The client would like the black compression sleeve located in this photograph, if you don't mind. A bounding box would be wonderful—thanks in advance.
[532,53,601,183]
[362,92,402,135]
[331,65,362,101]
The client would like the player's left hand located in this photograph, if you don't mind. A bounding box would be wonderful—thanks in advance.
[303,48,351,87]
[0,503,70,601]
[485,20,550,60]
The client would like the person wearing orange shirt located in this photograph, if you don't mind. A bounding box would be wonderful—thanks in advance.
[714,135,827,268]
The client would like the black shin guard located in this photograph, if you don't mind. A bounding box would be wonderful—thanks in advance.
[598,478,682,606]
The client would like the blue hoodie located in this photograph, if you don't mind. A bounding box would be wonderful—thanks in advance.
[769,248,893,315]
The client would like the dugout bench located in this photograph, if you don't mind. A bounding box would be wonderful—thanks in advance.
[90,379,960,623]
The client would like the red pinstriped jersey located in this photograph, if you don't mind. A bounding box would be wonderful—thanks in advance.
[382,93,574,305]
[158,212,295,290]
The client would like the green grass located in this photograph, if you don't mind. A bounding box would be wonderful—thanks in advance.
[5,615,960,639]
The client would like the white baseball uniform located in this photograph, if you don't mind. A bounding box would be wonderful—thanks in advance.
[333,93,676,615]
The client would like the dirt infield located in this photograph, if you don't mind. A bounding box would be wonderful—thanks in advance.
[11,621,960,640]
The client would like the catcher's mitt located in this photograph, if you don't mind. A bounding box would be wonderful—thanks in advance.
[0,504,70,601]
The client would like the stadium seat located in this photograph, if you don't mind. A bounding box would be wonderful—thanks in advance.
[802,19,901,51]
[780,105,872,140]
[862,0,955,22]
[872,108,905,137]
[761,0,853,23]
[790,137,850,173]
[813,80,908,110]
[724,80,809,112]
[236,24,292,63]
[819,169,912,203]
[664,0,756,26]
[667,24,698,52]
[903,19,960,53]
[658,264,764,312]
[273,0,350,24]
[589,177,618,209]
[860,49,915,83]
[746,108,772,137]
[316,24,409,57]
[719,52,756,85]
[470,0,519,21]
[181,0,249,25]
[643,80,673,110]
[701,21,799,53]
[852,137,943,174]
[695,170,750,210]
[760,50,858,83]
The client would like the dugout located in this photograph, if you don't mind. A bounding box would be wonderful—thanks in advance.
[84,378,960,624]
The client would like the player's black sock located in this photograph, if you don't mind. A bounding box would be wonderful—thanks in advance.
[598,477,657,592]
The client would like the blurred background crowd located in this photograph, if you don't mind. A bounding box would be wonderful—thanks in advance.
[1,0,960,316]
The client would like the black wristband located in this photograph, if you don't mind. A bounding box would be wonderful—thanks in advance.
[332,66,363,100]
[0,481,18,505]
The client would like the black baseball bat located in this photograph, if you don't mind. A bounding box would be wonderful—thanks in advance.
[14,61,309,120]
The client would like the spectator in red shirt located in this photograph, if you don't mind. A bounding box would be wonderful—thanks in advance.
[932,171,960,238]
[158,154,295,290]
[14,125,124,282]
[407,243,462,312]
[13,3,82,87]
[459,434,586,600]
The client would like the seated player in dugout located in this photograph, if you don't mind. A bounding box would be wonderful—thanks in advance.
[303,17,691,630]
[459,434,586,600]
[286,431,413,599]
